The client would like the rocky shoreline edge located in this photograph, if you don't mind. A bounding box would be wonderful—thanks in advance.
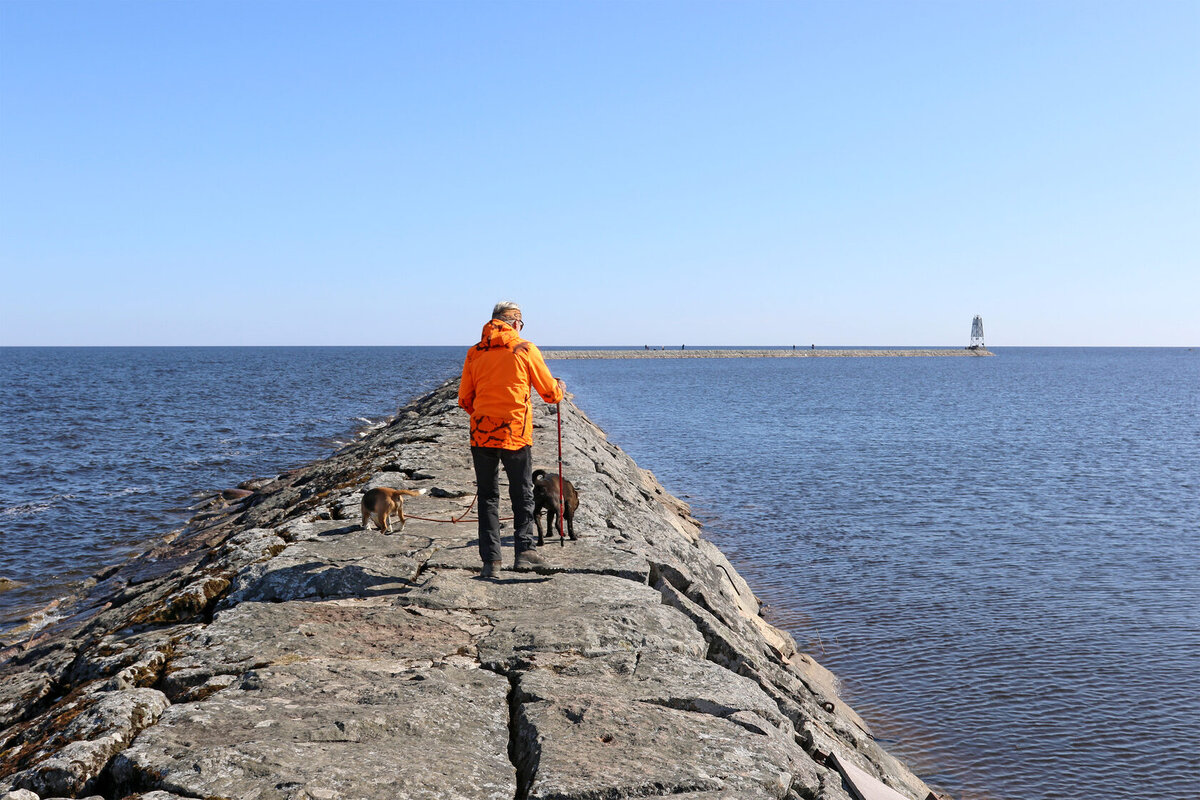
[543,349,993,359]
[2,378,945,800]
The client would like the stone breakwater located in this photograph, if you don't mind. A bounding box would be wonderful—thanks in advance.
[1,379,943,800]
[543,349,993,359]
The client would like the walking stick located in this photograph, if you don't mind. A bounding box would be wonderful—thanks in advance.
[556,401,566,547]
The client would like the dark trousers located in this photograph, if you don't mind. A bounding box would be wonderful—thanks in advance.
[471,445,536,562]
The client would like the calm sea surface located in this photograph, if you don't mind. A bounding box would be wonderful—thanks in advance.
[2,346,1197,799]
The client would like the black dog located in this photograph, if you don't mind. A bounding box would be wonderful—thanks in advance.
[532,468,579,546]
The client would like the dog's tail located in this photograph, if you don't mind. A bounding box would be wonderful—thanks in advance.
[395,489,426,497]
[532,469,547,482]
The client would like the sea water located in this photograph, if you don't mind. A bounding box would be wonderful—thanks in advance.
[2,346,1196,799]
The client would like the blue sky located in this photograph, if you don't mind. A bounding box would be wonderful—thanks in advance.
[1,1,1196,346]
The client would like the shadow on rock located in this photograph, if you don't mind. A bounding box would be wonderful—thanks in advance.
[316,524,363,537]
[474,575,554,586]
[228,561,418,604]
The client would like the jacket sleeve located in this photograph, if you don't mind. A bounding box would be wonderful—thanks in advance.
[524,343,564,404]
[457,354,476,415]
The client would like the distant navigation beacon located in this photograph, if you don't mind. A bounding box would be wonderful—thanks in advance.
[969,315,985,349]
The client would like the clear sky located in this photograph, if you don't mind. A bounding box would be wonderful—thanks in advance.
[1,1,1196,347]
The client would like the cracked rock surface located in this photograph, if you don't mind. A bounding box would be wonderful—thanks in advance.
[2,379,938,800]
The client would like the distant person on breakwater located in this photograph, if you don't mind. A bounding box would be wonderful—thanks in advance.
[458,301,565,579]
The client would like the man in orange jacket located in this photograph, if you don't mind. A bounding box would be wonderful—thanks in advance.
[459,301,565,577]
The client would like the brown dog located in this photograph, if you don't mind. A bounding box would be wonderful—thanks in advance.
[532,469,579,546]
[360,487,425,533]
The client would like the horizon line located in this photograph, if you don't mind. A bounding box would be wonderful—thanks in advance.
[2,344,1197,350]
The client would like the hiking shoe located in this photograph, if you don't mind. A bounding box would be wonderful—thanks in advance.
[513,549,548,571]
[479,561,503,579]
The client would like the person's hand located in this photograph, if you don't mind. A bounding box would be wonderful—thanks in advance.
[557,378,566,393]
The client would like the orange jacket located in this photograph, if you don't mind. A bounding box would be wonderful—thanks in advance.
[459,319,563,449]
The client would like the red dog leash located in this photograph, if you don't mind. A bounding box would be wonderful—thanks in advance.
[556,401,566,546]
[405,491,515,524]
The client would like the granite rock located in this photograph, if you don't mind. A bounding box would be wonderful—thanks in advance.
[1,377,938,800]
[4,687,168,796]
[112,663,513,800]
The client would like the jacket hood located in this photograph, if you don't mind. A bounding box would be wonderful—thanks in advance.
[477,319,521,350]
